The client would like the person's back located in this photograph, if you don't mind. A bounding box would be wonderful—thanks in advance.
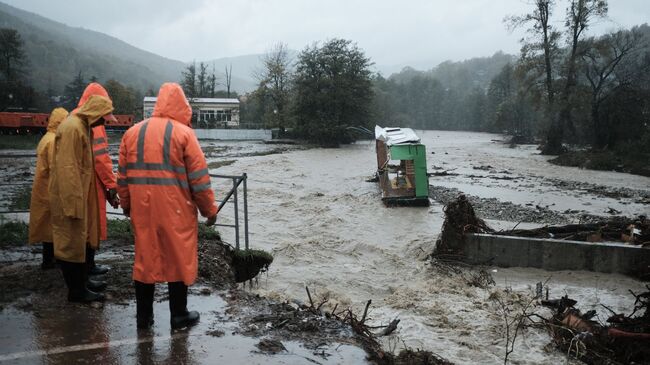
[29,108,68,269]
[118,82,217,329]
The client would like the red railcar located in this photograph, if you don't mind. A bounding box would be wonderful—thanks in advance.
[0,112,135,134]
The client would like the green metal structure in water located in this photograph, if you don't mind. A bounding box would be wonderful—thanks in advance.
[375,126,429,206]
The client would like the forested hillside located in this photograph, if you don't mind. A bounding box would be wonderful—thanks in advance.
[0,1,185,93]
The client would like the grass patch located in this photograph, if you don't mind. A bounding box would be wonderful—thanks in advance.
[0,219,29,246]
[231,249,274,283]
[9,186,31,210]
[0,135,40,150]
[107,218,133,240]
[198,224,221,240]
[208,160,235,169]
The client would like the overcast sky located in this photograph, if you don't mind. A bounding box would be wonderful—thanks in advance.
[4,0,649,71]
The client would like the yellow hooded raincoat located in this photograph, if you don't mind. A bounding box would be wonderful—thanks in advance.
[28,108,69,244]
[49,95,114,263]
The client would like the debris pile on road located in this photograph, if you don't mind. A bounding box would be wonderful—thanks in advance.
[539,285,650,364]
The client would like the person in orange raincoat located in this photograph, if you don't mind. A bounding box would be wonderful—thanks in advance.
[28,107,68,269]
[73,83,119,276]
[117,83,217,329]
[50,95,116,303]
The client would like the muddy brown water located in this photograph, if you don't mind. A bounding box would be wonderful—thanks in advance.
[209,130,649,364]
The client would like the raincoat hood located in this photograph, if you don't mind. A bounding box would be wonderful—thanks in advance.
[152,83,192,126]
[77,83,111,110]
[47,108,68,133]
[76,95,114,127]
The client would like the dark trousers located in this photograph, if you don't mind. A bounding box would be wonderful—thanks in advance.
[86,245,96,272]
[41,242,56,269]
[134,281,188,322]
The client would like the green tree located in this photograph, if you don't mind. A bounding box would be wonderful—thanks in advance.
[62,71,86,110]
[293,39,373,146]
[582,28,649,148]
[0,27,38,111]
[105,79,142,117]
[0,28,26,81]
[181,61,197,99]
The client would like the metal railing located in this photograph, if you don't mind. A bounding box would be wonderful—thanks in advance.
[0,174,250,251]
[210,173,249,250]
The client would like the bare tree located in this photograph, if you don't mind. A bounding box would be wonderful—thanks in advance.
[208,63,218,98]
[506,0,559,106]
[544,0,608,154]
[255,43,292,130]
[225,63,233,98]
[197,62,208,97]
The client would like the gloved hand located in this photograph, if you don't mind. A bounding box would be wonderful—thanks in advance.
[107,188,119,208]
[206,214,217,226]
[123,207,130,218]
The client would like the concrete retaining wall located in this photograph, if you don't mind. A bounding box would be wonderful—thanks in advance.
[194,129,272,141]
[460,233,650,277]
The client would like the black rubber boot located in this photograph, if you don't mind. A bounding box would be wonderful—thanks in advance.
[41,242,56,270]
[65,261,105,303]
[87,278,107,292]
[135,281,155,329]
[86,246,109,276]
[169,282,199,329]
[59,260,74,290]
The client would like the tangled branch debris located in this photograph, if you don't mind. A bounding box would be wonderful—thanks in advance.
[434,194,493,257]
[539,285,650,364]
[301,286,453,365]
[496,215,649,246]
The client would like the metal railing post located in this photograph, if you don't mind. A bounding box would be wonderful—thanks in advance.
[233,177,240,250]
[243,173,249,250]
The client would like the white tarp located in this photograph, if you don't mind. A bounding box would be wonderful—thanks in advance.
[375,125,420,146]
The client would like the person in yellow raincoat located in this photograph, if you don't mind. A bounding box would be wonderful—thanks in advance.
[73,83,120,277]
[117,83,217,329]
[28,108,68,270]
[49,95,116,303]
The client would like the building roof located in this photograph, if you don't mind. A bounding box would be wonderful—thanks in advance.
[375,125,421,146]
[143,96,239,104]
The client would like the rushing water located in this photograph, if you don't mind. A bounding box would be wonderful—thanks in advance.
[210,130,649,364]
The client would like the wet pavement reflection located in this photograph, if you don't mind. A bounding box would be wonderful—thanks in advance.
[0,289,367,364]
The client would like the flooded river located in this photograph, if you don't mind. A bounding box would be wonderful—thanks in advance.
[1,130,648,364]
[210,130,649,364]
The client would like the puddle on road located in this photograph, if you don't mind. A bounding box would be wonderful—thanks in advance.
[0,290,367,365]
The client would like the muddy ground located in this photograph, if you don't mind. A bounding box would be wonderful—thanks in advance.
[0,236,395,364]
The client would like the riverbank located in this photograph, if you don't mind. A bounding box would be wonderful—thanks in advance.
[549,149,650,177]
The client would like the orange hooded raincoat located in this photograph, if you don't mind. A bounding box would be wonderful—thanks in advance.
[73,83,117,241]
[117,83,218,285]
[50,95,114,263]
[28,107,69,244]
